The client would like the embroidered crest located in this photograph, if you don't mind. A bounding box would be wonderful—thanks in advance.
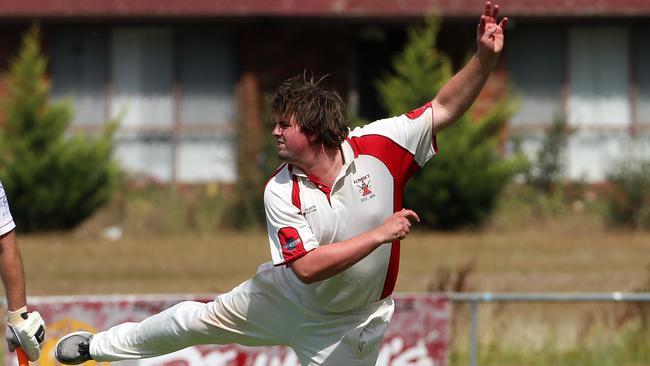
[357,180,373,197]
[354,174,376,202]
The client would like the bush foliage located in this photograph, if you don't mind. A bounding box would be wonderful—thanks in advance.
[377,17,525,229]
[523,117,573,193]
[605,160,650,230]
[0,26,119,231]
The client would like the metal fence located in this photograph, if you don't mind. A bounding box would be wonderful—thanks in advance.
[448,292,650,366]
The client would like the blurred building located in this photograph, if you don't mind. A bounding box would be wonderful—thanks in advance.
[0,0,649,182]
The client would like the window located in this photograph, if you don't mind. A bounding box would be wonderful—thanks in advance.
[636,27,650,125]
[115,136,173,181]
[48,26,236,183]
[567,131,633,181]
[568,26,630,127]
[111,28,174,128]
[508,27,565,127]
[177,134,236,182]
[50,30,107,125]
[178,30,236,182]
[179,30,235,124]
[564,26,631,180]
[509,25,639,181]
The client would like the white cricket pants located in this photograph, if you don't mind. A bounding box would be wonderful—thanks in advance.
[90,263,394,366]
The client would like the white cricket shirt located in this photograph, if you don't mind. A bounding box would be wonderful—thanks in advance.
[0,182,16,236]
[264,102,437,313]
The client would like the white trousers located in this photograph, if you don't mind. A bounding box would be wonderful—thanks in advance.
[90,264,394,366]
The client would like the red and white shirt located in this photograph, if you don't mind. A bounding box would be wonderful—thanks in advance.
[0,182,16,236]
[264,103,437,312]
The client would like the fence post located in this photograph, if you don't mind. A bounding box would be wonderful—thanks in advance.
[469,300,479,366]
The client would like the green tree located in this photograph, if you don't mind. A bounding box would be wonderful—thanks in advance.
[0,26,119,231]
[377,17,525,229]
[376,18,453,115]
[526,117,573,193]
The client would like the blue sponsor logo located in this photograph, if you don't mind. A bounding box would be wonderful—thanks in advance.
[284,237,301,251]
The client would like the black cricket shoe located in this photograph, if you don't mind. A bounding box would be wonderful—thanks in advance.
[54,331,93,365]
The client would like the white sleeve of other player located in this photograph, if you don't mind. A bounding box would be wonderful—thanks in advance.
[264,173,320,266]
[0,181,17,236]
[349,102,437,167]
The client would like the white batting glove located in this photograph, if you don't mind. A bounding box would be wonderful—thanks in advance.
[6,306,46,361]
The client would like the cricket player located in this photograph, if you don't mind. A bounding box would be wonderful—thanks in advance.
[1,181,46,361]
[56,1,508,364]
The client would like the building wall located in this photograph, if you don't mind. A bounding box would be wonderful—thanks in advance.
[3,16,649,183]
[0,21,362,184]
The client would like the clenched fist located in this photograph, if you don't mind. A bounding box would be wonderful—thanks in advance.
[376,209,420,243]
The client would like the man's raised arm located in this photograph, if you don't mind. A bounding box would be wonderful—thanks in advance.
[431,0,509,133]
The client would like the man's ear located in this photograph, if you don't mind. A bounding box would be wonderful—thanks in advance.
[307,133,319,143]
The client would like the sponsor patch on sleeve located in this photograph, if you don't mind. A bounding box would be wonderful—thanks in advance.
[278,226,306,262]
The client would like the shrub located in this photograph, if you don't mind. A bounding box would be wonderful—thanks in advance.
[0,26,119,231]
[605,160,650,230]
[525,117,573,193]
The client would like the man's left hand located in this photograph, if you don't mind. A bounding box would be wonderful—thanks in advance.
[477,1,509,58]
[6,308,46,361]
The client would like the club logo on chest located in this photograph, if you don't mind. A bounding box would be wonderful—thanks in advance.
[354,174,376,202]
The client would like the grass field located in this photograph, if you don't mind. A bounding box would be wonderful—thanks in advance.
[21,216,650,296]
[12,194,650,365]
[20,229,650,296]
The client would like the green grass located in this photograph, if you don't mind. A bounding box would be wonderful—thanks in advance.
[452,329,650,366]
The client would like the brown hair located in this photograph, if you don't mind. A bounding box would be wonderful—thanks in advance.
[271,73,349,148]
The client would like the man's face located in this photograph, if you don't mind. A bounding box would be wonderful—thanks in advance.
[272,115,312,164]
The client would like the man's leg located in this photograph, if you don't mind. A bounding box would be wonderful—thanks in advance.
[57,265,304,363]
[90,300,226,360]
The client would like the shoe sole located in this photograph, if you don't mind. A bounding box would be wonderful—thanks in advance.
[54,331,93,365]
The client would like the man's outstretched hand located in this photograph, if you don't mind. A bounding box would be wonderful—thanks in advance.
[477,1,509,60]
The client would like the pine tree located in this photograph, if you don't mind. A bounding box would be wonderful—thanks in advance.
[377,17,526,229]
[0,26,119,231]
[376,18,452,115]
